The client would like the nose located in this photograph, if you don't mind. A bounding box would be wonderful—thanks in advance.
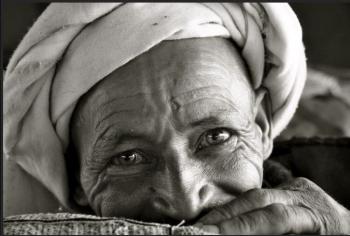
[151,182,213,221]
[148,137,233,222]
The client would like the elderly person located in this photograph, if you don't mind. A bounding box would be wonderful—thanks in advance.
[4,2,350,234]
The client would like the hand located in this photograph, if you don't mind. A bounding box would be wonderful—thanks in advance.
[195,177,350,234]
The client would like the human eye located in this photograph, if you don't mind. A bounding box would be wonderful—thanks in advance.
[111,150,145,166]
[106,150,153,176]
[196,128,237,152]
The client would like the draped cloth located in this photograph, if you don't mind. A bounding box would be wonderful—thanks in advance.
[4,3,306,208]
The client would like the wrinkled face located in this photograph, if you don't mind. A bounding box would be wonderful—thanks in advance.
[70,38,270,223]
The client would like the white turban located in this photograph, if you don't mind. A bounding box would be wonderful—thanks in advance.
[4,3,306,208]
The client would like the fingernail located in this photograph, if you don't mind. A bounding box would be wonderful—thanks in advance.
[201,225,220,234]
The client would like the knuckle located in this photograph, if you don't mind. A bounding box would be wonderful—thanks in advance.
[266,204,292,232]
[318,212,332,234]
[292,178,324,197]
[317,210,343,234]
[264,204,291,233]
[245,188,259,198]
[246,188,271,206]
[266,203,288,218]
[307,209,323,234]
[294,177,309,185]
[293,177,314,189]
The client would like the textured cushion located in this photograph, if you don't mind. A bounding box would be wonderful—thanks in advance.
[4,213,210,235]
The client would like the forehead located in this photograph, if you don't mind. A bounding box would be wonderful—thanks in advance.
[82,38,252,109]
[73,37,254,138]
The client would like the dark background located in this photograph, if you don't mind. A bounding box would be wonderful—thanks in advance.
[3,3,350,70]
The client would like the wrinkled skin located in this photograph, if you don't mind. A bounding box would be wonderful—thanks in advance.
[195,177,350,234]
[70,38,350,234]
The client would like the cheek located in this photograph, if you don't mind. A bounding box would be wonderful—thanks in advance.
[229,152,263,190]
[91,177,153,218]
[209,133,265,193]
[210,150,263,194]
[238,124,266,182]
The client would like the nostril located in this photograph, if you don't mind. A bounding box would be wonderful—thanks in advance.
[198,185,210,202]
[149,187,157,193]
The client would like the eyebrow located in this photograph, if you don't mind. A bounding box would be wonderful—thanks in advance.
[186,110,251,131]
[94,123,138,145]
[189,116,224,128]
[94,109,249,146]
[92,125,155,155]
[90,131,155,167]
[106,133,153,146]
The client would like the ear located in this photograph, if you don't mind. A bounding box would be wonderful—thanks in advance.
[253,88,273,160]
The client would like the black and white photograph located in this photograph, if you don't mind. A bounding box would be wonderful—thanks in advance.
[3,2,350,235]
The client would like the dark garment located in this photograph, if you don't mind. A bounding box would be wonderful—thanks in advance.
[264,137,350,209]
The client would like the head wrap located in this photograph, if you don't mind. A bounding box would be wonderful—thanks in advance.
[4,3,306,208]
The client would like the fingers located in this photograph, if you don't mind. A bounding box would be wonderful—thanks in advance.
[204,204,320,235]
[198,188,297,224]
[276,177,316,191]
[195,178,350,234]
